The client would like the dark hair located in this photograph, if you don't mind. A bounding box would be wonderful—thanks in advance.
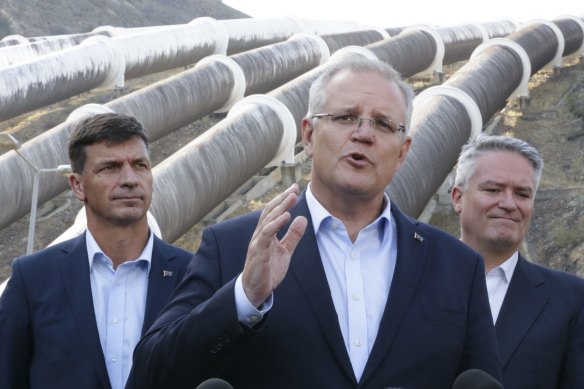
[68,113,149,173]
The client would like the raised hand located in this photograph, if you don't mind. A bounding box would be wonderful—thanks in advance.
[242,184,308,307]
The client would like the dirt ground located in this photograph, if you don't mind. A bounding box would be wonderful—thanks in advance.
[1,58,583,282]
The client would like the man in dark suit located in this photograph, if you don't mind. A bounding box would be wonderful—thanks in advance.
[131,55,501,388]
[0,113,192,389]
[451,134,584,388]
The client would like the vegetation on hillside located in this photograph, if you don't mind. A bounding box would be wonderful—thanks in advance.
[0,0,248,37]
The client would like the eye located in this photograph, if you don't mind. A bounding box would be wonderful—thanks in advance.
[374,120,395,133]
[101,165,117,172]
[333,114,357,125]
[517,191,532,199]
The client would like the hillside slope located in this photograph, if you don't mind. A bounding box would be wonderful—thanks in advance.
[0,0,248,37]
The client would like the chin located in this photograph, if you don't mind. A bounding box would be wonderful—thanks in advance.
[112,210,147,225]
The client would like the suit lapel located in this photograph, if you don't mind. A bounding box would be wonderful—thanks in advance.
[360,207,429,383]
[288,196,358,384]
[58,233,111,389]
[495,256,549,367]
[142,237,182,335]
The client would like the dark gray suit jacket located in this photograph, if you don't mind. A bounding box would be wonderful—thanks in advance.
[0,232,192,389]
[496,255,584,388]
[131,196,501,388]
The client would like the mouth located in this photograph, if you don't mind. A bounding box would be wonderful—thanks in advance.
[113,194,144,202]
[490,215,519,223]
[345,152,372,166]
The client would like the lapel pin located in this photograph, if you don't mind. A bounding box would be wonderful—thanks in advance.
[413,232,424,242]
[162,270,173,278]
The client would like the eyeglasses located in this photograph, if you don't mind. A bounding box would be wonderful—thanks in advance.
[311,113,405,135]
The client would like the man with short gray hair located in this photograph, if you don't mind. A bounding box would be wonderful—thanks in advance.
[132,55,501,389]
[451,134,584,388]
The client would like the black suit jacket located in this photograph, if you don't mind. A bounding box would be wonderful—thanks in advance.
[131,197,501,389]
[495,255,584,388]
[0,232,192,389]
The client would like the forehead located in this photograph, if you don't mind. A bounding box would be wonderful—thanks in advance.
[472,151,536,187]
[323,69,406,115]
[85,137,149,162]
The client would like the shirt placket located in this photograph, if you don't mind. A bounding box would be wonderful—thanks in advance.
[105,266,126,389]
[345,248,368,380]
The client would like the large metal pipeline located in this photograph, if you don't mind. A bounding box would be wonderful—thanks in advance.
[128,22,527,240]
[387,45,523,216]
[222,17,366,55]
[232,36,328,96]
[0,22,223,122]
[0,38,124,122]
[0,17,375,124]
[0,31,373,230]
[482,20,519,39]
[552,17,584,56]
[320,30,387,55]
[511,23,560,75]
[386,20,579,217]
[1,18,575,238]
[438,21,516,64]
[150,104,284,240]
[0,31,113,68]
[369,30,438,77]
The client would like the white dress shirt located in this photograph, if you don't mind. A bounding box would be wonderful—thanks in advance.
[485,252,518,324]
[87,230,152,389]
[235,185,398,381]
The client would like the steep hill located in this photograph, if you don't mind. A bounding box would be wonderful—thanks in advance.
[0,0,248,37]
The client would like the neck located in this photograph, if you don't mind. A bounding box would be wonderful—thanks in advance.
[312,187,385,242]
[462,236,517,273]
[88,222,150,269]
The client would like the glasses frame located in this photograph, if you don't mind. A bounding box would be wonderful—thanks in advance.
[311,113,406,135]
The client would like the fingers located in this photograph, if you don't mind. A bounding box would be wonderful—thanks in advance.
[280,216,308,253]
[253,185,301,249]
[257,184,300,227]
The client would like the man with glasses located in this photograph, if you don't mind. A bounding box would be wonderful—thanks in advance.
[131,55,501,388]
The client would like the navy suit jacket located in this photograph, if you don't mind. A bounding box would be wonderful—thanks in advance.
[131,196,501,389]
[0,232,192,389]
[495,255,584,388]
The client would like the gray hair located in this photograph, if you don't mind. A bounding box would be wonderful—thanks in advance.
[454,134,544,191]
[306,54,415,135]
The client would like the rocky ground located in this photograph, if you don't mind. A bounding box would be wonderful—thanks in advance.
[1,57,583,283]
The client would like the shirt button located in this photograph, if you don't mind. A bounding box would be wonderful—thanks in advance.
[113,318,119,324]
[350,252,357,260]
[249,315,259,323]
[111,356,118,363]
[355,339,363,347]
[352,294,360,301]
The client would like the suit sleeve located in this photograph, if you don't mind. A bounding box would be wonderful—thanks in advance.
[0,259,33,389]
[559,285,584,388]
[460,254,503,383]
[130,227,250,389]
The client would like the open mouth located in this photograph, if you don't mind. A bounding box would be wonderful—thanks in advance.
[347,152,370,164]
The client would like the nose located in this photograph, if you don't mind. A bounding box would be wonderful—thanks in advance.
[351,118,375,142]
[498,189,517,211]
[119,164,138,188]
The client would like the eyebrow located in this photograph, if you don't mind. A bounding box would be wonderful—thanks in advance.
[478,180,534,193]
